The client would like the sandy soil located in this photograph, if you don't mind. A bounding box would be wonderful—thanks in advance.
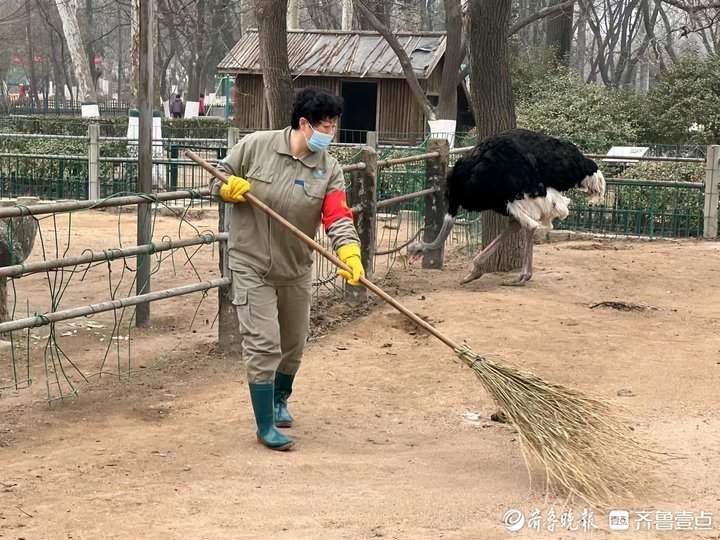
[1,211,719,539]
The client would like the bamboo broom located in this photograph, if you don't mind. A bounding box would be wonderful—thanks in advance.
[185,149,649,506]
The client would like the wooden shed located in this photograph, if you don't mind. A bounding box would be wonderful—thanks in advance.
[216,29,471,145]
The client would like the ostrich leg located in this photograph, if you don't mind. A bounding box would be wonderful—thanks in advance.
[461,220,521,284]
[502,227,535,286]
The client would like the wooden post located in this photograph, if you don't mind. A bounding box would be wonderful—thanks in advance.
[135,0,154,327]
[218,127,242,352]
[346,145,377,304]
[422,138,450,269]
[0,277,7,323]
[87,123,99,200]
[704,145,719,239]
[0,197,39,323]
[366,130,378,149]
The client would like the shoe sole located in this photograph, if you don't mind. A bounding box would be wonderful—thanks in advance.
[275,421,293,428]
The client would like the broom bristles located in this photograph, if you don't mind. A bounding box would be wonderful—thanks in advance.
[455,344,653,507]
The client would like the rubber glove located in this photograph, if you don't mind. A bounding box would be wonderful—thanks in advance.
[336,243,365,285]
[219,175,251,203]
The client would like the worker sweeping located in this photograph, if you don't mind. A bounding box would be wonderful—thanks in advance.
[212,87,364,451]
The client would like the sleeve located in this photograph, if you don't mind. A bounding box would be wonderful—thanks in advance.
[322,162,360,251]
[210,137,249,200]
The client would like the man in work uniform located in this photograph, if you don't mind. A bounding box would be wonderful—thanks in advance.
[212,88,364,451]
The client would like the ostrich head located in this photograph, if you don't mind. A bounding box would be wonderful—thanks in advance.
[406,239,426,264]
[405,214,456,264]
[581,169,606,205]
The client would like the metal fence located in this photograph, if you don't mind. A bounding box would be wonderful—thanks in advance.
[0,153,89,200]
[0,128,718,241]
[558,179,705,238]
[0,96,130,117]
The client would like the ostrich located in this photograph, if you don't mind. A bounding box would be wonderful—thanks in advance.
[407,129,605,286]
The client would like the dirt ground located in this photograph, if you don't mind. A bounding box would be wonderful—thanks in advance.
[1,211,720,539]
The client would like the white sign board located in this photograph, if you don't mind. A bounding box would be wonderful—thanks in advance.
[81,103,100,118]
[184,101,199,118]
[603,146,649,164]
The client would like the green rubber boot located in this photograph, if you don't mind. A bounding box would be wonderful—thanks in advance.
[248,383,294,451]
[274,372,295,428]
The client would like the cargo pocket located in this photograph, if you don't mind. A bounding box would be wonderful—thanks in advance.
[302,179,325,200]
[232,286,248,306]
[291,178,325,215]
[232,285,254,335]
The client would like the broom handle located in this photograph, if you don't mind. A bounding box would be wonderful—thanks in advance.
[185,149,461,351]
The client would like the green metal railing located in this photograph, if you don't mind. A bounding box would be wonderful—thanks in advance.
[99,156,218,207]
[0,143,713,241]
[0,154,89,199]
[558,178,705,238]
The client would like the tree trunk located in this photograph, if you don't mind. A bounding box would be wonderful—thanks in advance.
[85,0,101,92]
[575,4,586,76]
[25,0,40,105]
[55,0,97,102]
[0,50,10,102]
[186,0,207,101]
[342,0,353,29]
[129,0,140,108]
[468,0,524,273]
[436,0,462,120]
[421,0,433,30]
[116,6,123,100]
[287,0,300,29]
[546,0,574,65]
[203,0,237,92]
[256,0,294,129]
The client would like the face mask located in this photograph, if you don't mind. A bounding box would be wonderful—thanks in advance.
[305,124,334,152]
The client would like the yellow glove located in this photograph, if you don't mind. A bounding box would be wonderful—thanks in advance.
[219,175,251,203]
[336,243,365,286]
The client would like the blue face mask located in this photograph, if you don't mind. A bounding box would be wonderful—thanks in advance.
[306,125,334,152]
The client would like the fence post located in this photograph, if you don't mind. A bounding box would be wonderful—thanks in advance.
[704,145,720,239]
[218,127,242,353]
[88,123,99,200]
[422,138,450,269]
[169,145,179,191]
[346,145,377,304]
[366,130,378,149]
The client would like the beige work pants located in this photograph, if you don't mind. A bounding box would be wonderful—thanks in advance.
[231,269,312,383]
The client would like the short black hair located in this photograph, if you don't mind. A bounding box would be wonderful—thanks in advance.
[291,87,343,129]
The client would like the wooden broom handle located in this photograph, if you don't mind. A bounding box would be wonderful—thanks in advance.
[184,149,461,351]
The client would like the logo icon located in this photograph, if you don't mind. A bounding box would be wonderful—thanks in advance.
[608,510,630,531]
[503,509,526,532]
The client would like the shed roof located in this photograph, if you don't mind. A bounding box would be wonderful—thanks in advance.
[217,30,446,80]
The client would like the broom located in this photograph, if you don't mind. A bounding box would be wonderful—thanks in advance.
[185,150,648,506]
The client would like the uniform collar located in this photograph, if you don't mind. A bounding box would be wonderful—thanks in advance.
[275,126,323,168]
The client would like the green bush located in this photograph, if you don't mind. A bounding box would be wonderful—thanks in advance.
[616,160,704,183]
[639,53,720,144]
[0,114,232,136]
[515,68,641,152]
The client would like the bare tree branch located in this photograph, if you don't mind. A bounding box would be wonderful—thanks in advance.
[659,0,720,10]
[508,0,575,36]
[354,0,436,120]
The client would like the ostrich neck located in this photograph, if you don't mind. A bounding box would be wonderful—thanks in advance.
[422,214,455,251]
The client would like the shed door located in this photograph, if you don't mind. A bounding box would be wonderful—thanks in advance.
[340,81,377,144]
